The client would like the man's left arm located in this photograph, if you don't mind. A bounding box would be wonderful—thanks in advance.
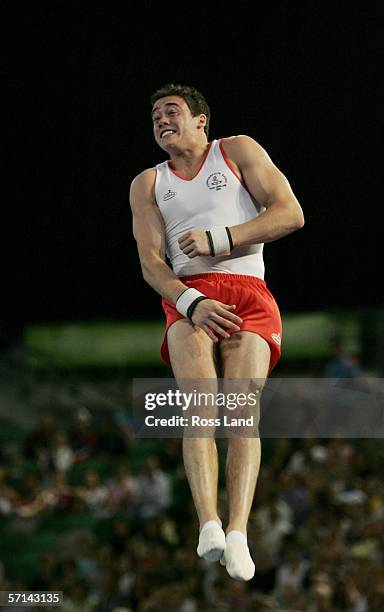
[225,135,304,246]
[177,135,304,258]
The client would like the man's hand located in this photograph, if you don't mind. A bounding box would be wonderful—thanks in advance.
[178,230,210,258]
[191,298,243,342]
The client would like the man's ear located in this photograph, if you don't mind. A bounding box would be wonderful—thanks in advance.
[198,114,207,129]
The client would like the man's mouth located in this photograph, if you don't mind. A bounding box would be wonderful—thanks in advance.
[160,129,176,139]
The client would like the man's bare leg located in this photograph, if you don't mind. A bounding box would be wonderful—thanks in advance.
[219,331,270,579]
[167,319,225,560]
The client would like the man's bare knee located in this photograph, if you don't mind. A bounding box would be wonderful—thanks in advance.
[248,377,266,397]
[222,376,265,399]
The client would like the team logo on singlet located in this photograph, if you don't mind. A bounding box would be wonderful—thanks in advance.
[271,333,281,346]
[162,189,177,201]
[206,172,228,191]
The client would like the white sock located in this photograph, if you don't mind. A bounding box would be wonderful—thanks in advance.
[220,531,255,581]
[197,520,226,562]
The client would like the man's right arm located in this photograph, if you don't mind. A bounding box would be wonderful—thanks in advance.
[129,169,243,341]
[129,169,189,304]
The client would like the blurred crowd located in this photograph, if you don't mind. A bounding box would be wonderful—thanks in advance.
[0,403,383,611]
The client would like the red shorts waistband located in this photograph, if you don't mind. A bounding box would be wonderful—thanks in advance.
[179,273,266,284]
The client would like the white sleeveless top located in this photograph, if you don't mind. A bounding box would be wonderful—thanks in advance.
[155,138,265,278]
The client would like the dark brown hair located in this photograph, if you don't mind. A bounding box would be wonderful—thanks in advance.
[151,84,211,137]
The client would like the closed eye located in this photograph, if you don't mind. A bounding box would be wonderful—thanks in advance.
[152,111,176,123]
[152,104,180,123]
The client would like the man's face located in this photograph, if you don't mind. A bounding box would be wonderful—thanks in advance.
[151,95,206,151]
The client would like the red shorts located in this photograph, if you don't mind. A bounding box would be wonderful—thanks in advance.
[161,273,282,373]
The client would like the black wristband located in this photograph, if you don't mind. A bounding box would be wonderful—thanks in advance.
[187,296,210,321]
[205,230,215,256]
[225,226,234,251]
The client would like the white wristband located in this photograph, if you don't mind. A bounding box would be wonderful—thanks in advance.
[176,287,206,317]
[206,227,233,256]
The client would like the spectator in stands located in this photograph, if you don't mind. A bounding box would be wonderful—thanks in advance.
[278,471,312,528]
[135,455,172,519]
[116,553,136,602]
[307,570,337,612]
[23,412,57,460]
[286,437,328,475]
[61,580,98,612]
[110,518,131,556]
[334,574,368,612]
[251,492,293,565]
[34,445,52,481]
[17,473,47,518]
[324,336,362,379]
[97,416,128,458]
[0,466,19,515]
[274,543,310,598]
[46,470,77,512]
[249,492,293,593]
[75,469,109,516]
[51,431,75,474]
[106,461,138,515]
[74,536,102,590]
[68,408,97,461]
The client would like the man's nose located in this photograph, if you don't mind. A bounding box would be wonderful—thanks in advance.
[158,116,170,129]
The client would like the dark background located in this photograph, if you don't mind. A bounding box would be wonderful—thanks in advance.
[3,2,381,341]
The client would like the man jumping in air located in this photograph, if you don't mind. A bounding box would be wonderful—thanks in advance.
[130,84,304,581]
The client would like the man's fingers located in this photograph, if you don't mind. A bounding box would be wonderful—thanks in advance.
[193,300,244,340]
[211,314,241,331]
[178,232,198,248]
[202,325,218,342]
[178,237,193,248]
[217,306,243,325]
[207,321,231,339]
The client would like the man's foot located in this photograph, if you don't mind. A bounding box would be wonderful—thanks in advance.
[220,531,255,581]
[197,520,226,562]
